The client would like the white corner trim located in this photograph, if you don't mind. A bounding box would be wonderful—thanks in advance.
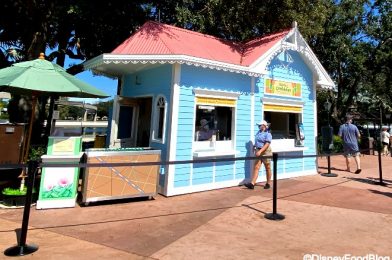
[109,95,120,148]
[251,77,255,139]
[166,64,181,194]
[193,88,241,99]
[313,76,318,138]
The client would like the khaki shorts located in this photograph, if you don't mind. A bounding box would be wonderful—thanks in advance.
[255,146,272,164]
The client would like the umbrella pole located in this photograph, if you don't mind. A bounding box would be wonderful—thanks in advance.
[19,96,37,190]
[22,96,37,165]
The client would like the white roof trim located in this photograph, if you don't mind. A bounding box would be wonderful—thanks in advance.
[193,88,241,99]
[249,28,335,90]
[84,54,263,78]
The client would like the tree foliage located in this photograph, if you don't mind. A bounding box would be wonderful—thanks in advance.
[96,100,113,118]
[0,0,391,140]
[311,0,391,127]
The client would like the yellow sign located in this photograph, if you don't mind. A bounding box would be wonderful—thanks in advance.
[52,139,75,154]
[265,79,301,97]
[264,104,302,113]
[196,97,236,106]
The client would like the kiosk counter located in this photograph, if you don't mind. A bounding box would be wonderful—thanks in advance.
[81,148,161,204]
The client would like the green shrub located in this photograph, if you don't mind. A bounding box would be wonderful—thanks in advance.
[332,135,343,153]
[28,146,47,161]
[317,134,344,153]
[2,187,36,196]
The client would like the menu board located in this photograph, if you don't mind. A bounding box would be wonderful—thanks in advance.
[46,136,82,155]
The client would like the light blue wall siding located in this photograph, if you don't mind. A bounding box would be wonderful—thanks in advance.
[256,50,317,175]
[122,65,172,186]
[173,84,193,188]
[235,94,254,180]
[119,50,318,192]
[173,65,252,188]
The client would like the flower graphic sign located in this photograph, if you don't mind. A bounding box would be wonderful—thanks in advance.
[41,177,74,199]
[39,167,78,202]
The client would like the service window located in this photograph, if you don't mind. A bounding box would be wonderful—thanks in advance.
[264,111,301,139]
[194,105,233,142]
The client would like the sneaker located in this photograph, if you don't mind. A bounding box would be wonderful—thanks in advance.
[354,169,361,174]
[264,183,271,189]
[244,183,254,189]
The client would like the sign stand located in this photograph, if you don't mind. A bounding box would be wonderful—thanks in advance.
[36,136,83,209]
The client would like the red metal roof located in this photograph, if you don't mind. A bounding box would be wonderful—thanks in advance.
[111,21,291,67]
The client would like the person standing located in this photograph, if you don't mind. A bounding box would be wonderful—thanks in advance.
[338,115,361,174]
[380,126,390,156]
[244,120,272,189]
[196,119,214,141]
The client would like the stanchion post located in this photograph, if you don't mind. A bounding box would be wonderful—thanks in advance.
[320,126,338,177]
[374,145,386,186]
[265,153,285,221]
[4,160,39,256]
[321,154,338,177]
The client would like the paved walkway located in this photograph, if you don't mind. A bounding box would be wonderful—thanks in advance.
[0,154,391,259]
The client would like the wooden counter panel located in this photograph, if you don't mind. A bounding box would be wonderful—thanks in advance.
[83,152,160,203]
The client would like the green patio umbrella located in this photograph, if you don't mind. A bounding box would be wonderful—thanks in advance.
[0,53,109,163]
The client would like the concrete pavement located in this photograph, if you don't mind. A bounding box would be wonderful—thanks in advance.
[0,154,391,259]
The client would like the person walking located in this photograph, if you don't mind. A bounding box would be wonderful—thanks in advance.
[244,120,272,189]
[338,114,361,174]
[380,126,390,156]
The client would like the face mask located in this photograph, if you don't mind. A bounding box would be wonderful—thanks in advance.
[203,125,209,130]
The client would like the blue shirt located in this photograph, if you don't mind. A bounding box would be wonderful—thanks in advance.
[338,123,359,152]
[254,130,272,149]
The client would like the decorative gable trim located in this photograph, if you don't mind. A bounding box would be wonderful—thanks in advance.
[249,27,335,90]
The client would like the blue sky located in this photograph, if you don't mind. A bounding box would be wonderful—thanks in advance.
[48,49,117,103]
[73,69,117,103]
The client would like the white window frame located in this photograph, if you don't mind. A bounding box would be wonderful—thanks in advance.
[262,97,308,152]
[110,95,139,148]
[151,95,167,144]
[192,89,240,157]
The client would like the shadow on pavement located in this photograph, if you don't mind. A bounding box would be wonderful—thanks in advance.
[368,189,392,198]
[318,166,347,171]
[367,177,392,184]
[242,204,267,214]
[344,177,392,187]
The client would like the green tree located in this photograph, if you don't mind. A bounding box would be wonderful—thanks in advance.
[312,0,391,127]
[96,100,113,118]
[150,0,329,41]
[1,0,391,139]
[0,1,150,145]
